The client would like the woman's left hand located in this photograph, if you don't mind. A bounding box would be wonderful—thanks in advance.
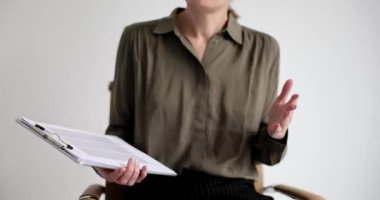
[267,79,299,140]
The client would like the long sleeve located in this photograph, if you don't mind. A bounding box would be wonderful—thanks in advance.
[252,123,287,166]
[252,38,288,166]
[105,27,135,144]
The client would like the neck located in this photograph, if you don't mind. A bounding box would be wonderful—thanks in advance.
[178,7,229,40]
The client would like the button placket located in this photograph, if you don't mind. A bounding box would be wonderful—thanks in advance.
[192,69,209,138]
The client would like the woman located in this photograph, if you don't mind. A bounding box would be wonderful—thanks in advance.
[95,1,299,199]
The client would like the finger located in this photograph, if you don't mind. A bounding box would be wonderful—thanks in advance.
[287,112,294,124]
[280,110,293,124]
[279,111,293,130]
[117,158,135,185]
[126,160,140,186]
[94,167,112,178]
[283,110,292,122]
[278,79,294,103]
[107,167,126,182]
[286,94,299,110]
[136,166,148,183]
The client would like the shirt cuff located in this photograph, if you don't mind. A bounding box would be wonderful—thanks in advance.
[256,129,288,151]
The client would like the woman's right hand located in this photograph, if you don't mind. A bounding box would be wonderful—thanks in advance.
[94,158,148,186]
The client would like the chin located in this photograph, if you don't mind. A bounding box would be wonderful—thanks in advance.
[186,0,229,13]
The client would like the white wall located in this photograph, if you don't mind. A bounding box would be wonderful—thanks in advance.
[1,0,379,199]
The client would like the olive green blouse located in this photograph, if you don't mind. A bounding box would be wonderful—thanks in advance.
[106,8,287,180]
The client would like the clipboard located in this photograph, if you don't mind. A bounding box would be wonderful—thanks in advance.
[15,117,177,176]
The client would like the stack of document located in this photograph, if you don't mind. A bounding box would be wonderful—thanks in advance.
[15,117,177,176]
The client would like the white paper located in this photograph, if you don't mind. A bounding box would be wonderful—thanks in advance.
[16,117,177,176]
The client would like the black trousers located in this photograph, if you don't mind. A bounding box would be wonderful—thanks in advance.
[106,168,274,200]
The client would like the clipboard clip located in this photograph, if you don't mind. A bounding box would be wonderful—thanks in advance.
[34,124,74,150]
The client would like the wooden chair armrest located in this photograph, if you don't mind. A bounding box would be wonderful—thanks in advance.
[79,184,105,200]
[267,184,326,200]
